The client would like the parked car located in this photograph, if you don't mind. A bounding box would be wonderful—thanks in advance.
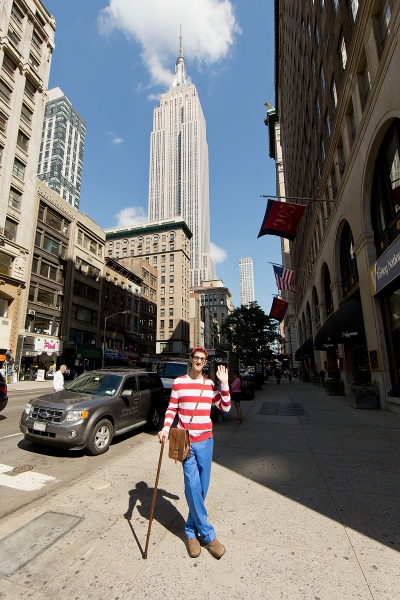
[157,359,190,400]
[19,368,165,456]
[0,372,8,412]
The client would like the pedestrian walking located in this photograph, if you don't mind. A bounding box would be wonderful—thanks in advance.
[274,366,281,385]
[287,368,293,383]
[53,364,67,392]
[231,370,242,423]
[158,346,231,559]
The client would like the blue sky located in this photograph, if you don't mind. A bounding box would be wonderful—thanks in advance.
[43,0,280,312]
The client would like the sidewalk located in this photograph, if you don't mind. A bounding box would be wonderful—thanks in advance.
[7,380,54,392]
[1,378,400,599]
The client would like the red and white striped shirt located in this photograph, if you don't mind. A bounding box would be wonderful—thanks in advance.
[162,375,231,443]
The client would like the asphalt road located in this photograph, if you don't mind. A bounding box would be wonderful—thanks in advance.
[0,389,157,520]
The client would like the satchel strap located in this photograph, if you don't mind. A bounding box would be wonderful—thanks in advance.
[187,378,207,430]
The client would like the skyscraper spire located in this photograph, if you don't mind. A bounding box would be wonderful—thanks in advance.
[173,27,186,87]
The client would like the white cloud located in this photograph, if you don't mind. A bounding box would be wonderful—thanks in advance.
[115,206,148,227]
[99,0,240,87]
[210,242,227,263]
[108,131,124,145]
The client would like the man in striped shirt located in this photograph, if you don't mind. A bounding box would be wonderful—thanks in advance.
[158,346,230,559]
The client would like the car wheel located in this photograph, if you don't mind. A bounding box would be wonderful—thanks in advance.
[147,406,161,430]
[86,419,113,456]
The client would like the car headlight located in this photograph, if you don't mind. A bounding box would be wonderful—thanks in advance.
[24,402,33,416]
[65,410,89,422]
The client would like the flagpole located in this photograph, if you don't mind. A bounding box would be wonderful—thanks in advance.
[261,194,335,203]
[269,261,312,274]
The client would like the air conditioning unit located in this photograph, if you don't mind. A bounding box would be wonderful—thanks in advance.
[27,310,35,315]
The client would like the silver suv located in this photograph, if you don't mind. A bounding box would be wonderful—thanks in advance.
[20,369,165,455]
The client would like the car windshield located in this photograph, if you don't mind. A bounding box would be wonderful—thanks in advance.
[159,363,188,379]
[65,373,122,396]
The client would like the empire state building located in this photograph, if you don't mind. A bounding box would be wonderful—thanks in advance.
[148,36,215,287]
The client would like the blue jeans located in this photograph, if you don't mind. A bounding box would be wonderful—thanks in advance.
[182,437,215,543]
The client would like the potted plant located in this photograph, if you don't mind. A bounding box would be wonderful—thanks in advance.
[349,371,380,409]
[325,377,345,396]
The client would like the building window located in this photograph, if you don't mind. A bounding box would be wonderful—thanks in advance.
[160,287,165,295]
[9,186,22,208]
[21,103,33,125]
[12,157,25,180]
[2,54,17,77]
[359,61,371,105]
[0,80,12,104]
[0,111,8,133]
[17,130,29,152]
[331,79,338,109]
[325,113,331,138]
[170,254,174,261]
[349,0,359,22]
[160,320,164,328]
[24,79,36,101]
[320,66,325,92]
[379,0,392,48]
[169,320,173,328]
[11,3,24,24]
[4,218,17,241]
[169,297,174,305]
[339,34,347,70]
[340,221,358,296]
[169,286,174,293]
[32,30,42,54]
[371,119,400,255]
[0,251,13,276]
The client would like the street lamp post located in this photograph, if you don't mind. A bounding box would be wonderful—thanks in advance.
[102,310,129,369]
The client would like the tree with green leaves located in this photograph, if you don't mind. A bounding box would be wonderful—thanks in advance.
[221,302,281,370]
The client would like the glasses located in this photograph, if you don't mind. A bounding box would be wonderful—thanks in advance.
[192,356,207,363]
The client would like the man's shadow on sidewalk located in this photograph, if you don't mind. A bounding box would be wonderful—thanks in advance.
[124,481,186,557]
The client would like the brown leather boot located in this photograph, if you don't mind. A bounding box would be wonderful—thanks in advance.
[205,538,226,559]
[187,537,201,558]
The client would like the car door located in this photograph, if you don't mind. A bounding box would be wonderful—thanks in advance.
[117,376,140,427]
[137,374,152,419]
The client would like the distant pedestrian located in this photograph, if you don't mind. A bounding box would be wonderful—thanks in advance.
[231,370,242,423]
[287,369,293,383]
[274,367,281,385]
[53,365,67,392]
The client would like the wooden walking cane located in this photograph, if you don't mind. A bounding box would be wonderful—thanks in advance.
[143,438,165,559]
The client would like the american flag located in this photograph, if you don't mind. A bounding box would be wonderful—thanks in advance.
[273,265,296,292]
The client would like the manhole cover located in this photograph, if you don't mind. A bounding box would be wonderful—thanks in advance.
[12,465,33,474]
[0,511,83,576]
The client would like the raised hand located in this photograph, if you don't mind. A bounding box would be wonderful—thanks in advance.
[216,365,229,386]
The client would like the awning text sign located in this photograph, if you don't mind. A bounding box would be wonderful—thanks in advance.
[370,235,400,295]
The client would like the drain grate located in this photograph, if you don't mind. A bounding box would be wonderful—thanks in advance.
[0,511,83,576]
[260,402,308,417]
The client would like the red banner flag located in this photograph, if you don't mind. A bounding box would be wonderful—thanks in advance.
[269,297,289,322]
[258,199,307,241]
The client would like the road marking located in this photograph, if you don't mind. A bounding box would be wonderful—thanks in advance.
[0,463,56,491]
[0,433,23,441]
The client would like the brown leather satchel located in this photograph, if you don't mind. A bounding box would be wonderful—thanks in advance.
[168,380,206,463]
